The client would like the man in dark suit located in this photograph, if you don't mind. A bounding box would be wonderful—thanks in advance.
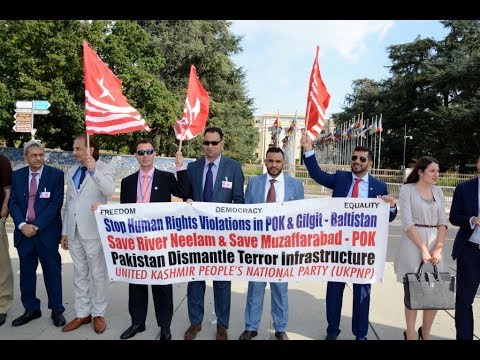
[8,139,66,328]
[449,156,480,340]
[119,139,190,340]
[184,126,245,341]
[301,135,396,340]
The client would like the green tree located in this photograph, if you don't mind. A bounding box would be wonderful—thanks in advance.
[138,20,258,163]
[0,20,258,163]
[336,20,480,171]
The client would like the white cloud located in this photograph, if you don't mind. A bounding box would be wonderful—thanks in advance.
[231,20,395,62]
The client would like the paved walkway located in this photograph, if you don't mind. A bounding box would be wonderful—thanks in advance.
[0,215,478,341]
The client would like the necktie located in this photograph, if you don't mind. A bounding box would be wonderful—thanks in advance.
[203,163,214,202]
[140,174,151,203]
[266,179,276,203]
[351,178,362,198]
[78,166,87,189]
[27,172,38,223]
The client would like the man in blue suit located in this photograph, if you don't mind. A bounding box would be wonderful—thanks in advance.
[184,127,245,340]
[301,135,396,340]
[239,146,304,341]
[8,139,66,328]
[449,156,480,340]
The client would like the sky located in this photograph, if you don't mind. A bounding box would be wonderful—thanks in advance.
[229,20,449,117]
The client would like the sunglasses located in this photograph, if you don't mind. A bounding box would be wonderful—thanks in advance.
[136,149,154,156]
[351,155,368,163]
[203,141,221,146]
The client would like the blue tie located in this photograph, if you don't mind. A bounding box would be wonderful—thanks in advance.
[78,166,87,189]
[203,163,214,202]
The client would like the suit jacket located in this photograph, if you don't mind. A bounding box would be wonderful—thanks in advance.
[62,159,115,240]
[187,155,245,204]
[245,173,304,204]
[304,154,397,222]
[450,177,479,260]
[9,164,64,248]
[120,168,189,204]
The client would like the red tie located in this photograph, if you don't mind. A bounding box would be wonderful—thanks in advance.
[351,178,362,198]
[266,179,276,203]
[27,172,38,223]
[140,174,151,203]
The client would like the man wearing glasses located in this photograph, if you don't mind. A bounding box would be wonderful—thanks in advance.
[184,126,245,340]
[300,135,396,341]
[450,156,480,340]
[119,139,189,340]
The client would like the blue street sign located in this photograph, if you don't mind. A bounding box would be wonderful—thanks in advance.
[33,100,51,110]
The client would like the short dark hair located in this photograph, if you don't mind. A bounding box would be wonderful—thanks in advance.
[353,146,373,162]
[74,132,99,161]
[266,146,284,158]
[204,127,223,140]
[133,139,155,153]
[405,156,439,184]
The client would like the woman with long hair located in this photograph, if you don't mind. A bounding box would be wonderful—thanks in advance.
[394,156,448,340]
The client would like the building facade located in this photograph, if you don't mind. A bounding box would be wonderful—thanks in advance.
[254,112,335,164]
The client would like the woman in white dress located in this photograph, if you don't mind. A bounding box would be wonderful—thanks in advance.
[394,156,448,340]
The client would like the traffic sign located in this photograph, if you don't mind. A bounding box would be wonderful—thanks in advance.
[13,124,32,132]
[14,113,33,121]
[32,109,50,115]
[15,100,33,109]
[15,108,32,114]
[33,100,51,110]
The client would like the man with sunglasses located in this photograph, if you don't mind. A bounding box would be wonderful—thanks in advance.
[119,139,190,340]
[184,126,245,340]
[301,134,396,340]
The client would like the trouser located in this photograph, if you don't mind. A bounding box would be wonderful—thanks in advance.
[244,281,288,332]
[17,233,64,313]
[455,247,480,340]
[326,281,371,339]
[0,221,13,314]
[187,280,231,327]
[68,228,109,317]
[128,283,173,328]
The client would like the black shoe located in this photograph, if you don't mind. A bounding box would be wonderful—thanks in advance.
[159,328,172,340]
[275,332,289,340]
[12,310,42,327]
[120,324,146,340]
[325,334,337,340]
[51,311,66,327]
[239,330,258,340]
[0,313,6,327]
[418,327,423,340]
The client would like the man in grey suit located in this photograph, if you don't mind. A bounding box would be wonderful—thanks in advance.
[239,147,304,341]
[61,133,115,334]
[184,126,245,341]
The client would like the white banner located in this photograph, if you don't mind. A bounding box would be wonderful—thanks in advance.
[95,198,390,285]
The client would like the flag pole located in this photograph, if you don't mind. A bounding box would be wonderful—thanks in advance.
[178,129,184,152]
[377,113,382,169]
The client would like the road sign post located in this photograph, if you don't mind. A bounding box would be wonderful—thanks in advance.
[33,100,51,110]
[14,99,51,139]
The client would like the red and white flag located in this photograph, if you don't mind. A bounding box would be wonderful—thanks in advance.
[305,46,331,141]
[173,65,209,140]
[83,41,150,135]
